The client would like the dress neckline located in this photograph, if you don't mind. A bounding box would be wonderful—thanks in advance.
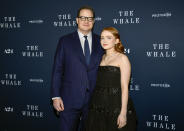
[99,65,120,69]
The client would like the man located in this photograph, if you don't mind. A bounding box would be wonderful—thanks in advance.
[51,6,103,131]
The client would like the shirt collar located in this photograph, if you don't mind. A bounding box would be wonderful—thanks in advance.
[77,29,92,39]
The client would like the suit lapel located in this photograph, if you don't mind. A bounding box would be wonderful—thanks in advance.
[72,31,88,68]
[88,33,100,69]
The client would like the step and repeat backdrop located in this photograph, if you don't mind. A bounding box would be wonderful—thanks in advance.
[0,0,183,131]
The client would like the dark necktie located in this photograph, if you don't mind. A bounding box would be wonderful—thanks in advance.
[84,35,90,65]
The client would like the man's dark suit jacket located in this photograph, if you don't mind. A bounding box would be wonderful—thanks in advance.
[51,31,103,109]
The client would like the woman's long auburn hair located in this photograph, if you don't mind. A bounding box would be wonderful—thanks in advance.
[101,27,124,53]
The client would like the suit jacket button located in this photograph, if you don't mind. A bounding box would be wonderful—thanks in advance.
[86,88,89,92]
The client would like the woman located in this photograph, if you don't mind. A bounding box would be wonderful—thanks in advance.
[85,27,137,131]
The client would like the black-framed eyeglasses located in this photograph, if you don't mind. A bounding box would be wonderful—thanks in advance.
[78,16,94,22]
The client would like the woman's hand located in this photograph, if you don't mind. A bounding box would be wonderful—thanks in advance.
[117,113,127,128]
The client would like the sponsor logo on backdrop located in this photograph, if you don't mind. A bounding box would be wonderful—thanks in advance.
[124,48,131,54]
[152,12,171,18]
[95,16,102,21]
[4,49,14,55]
[28,19,43,24]
[4,106,14,112]
[22,45,44,58]
[146,114,176,130]
[146,43,176,58]
[53,13,76,27]
[29,78,43,83]
[0,16,21,29]
[0,74,22,87]
[21,105,43,118]
[150,82,170,88]
[130,77,140,91]
[113,10,140,24]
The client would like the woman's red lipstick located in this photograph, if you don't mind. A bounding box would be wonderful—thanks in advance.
[103,44,108,46]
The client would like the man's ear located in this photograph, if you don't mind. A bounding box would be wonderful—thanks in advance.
[92,18,95,24]
[76,18,79,24]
